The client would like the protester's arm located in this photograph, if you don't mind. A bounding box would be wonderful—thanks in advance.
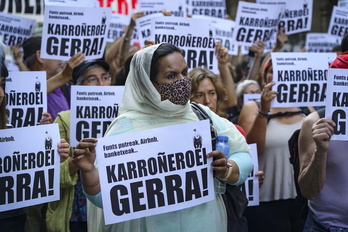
[105,12,145,82]
[298,113,335,200]
[238,83,276,154]
[246,40,265,81]
[47,52,85,94]
[10,45,28,71]
[216,40,237,109]
[73,138,100,196]
[272,28,288,53]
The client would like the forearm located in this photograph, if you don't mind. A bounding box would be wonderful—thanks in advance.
[47,73,70,94]
[218,63,237,108]
[298,148,327,200]
[246,116,267,154]
[247,55,262,81]
[227,152,253,185]
[80,166,101,196]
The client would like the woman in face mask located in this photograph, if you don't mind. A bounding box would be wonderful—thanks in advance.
[72,43,253,232]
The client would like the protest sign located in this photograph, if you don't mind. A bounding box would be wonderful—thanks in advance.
[151,17,218,73]
[325,68,348,141]
[257,0,312,35]
[0,0,45,23]
[96,120,214,224]
[70,86,124,147]
[188,0,226,18]
[41,5,112,60]
[0,123,60,212]
[243,93,261,105]
[5,71,47,128]
[0,12,35,47]
[328,6,348,38]
[305,33,341,53]
[338,0,348,8]
[231,1,283,47]
[271,52,337,107]
[239,143,259,207]
[192,15,237,55]
[137,0,186,17]
[107,13,131,43]
[136,13,163,48]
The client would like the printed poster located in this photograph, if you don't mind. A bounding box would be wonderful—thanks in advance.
[107,13,131,43]
[5,71,47,128]
[97,120,214,224]
[271,52,337,107]
[257,0,313,35]
[136,13,163,48]
[41,5,112,60]
[188,0,226,19]
[325,68,348,141]
[328,6,348,38]
[70,85,124,147]
[0,124,60,212]
[151,17,218,73]
[305,33,341,53]
[137,0,186,17]
[0,12,35,47]
[231,1,283,47]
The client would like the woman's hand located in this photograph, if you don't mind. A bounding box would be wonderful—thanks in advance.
[207,150,229,179]
[260,82,277,113]
[312,118,335,152]
[73,138,98,172]
[58,138,70,163]
[255,170,265,188]
[215,40,229,66]
[40,112,52,125]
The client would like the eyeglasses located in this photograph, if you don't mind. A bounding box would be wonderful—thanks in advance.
[82,74,111,85]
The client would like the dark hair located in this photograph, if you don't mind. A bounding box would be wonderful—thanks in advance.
[150,43,183,82]
[341,33,348,52]
[0,55,9,129]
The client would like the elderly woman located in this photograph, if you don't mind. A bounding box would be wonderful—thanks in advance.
[73,43,252,232]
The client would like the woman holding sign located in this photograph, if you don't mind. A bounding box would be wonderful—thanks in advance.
[73,43,253,232]
[238,58,314,232]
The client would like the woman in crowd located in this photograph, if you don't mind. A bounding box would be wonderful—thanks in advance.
[238,57,314,232]
[72,43,253,231]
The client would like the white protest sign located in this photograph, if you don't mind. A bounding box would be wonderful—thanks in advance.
[137,0,186,17]
[257,0,312,35]
[328,6,348,38]
[192,15,237,55]
[338,0,348,8]
[305,33,341,53]
[189,0,226,18]
[136,13,163,48]
[325,68,348,141]
[5,71,47,128]
[107,13,131,43]
[0,123,60,212]
[70,86,124,147]
[240,143,259,207]
[243,93,261,105]
[231,1,282,47]
[97,120,214,224]
[41,6,112,60]
[0,12,35,47]
[151,17,218,73]
[44,0,97,7]
[0,1,45,23]
[271,52,337,107]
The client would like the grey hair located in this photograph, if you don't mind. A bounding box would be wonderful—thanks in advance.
[236,80,260,99]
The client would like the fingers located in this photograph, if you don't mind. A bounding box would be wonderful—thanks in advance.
[58,138,70,162]
[75,138,98,151]
[40,112,52,125]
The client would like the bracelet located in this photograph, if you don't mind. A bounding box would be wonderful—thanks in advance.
[123,36,131,42]
[219,161,233,182]
[257,111,269,118]
[82,179,100,189]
